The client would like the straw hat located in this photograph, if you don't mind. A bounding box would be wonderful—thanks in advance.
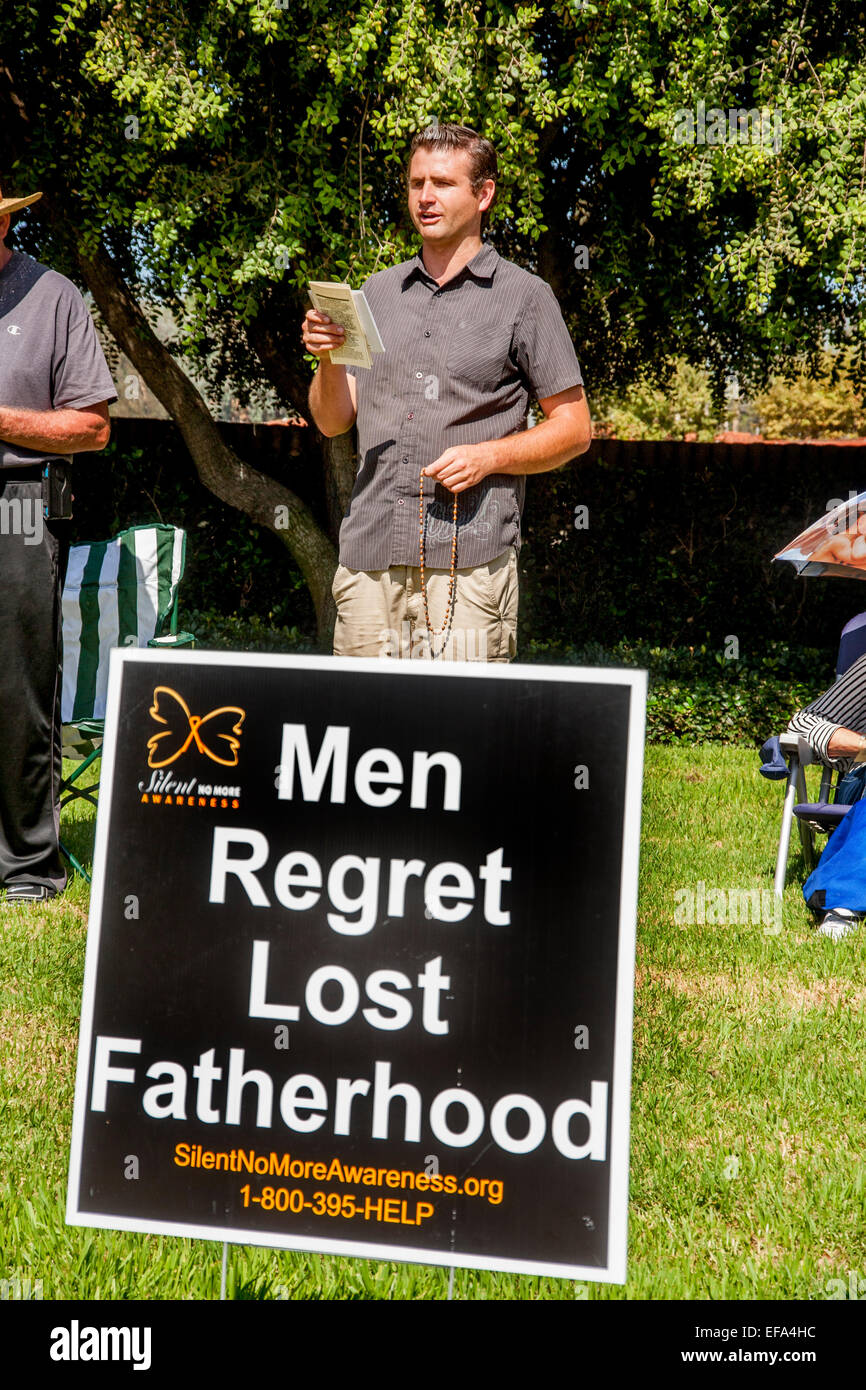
[0,186,43,217]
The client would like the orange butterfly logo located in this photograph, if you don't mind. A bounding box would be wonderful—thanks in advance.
[146,687,246,769]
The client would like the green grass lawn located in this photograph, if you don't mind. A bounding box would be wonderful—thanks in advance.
[1,747,864,1300]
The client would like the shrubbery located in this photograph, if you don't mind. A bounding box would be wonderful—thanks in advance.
[180,610,821,747]
[520,638,819,745]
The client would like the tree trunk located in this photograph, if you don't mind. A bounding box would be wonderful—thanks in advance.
[76,241,338,647]
[324,431,357,542]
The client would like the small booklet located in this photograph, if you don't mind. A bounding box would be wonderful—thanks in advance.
[308,281,385,369]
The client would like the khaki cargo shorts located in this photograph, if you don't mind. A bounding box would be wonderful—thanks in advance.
[332,547,518,662]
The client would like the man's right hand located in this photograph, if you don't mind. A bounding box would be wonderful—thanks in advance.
[305,310,357,437]
[302,309,346,358]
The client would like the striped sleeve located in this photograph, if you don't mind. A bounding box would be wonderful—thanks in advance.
[786,710,851,768]
[787,651,866,767]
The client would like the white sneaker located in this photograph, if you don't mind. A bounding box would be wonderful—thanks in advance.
[818,908,861,941]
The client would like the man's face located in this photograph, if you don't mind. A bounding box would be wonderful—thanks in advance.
[407,147,494,246]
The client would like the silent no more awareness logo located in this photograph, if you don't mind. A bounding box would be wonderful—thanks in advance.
[138,686,246,811]
[147,686,245,767]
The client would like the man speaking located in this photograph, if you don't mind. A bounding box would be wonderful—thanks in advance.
[303,123,591,662]
[0,185,115,902]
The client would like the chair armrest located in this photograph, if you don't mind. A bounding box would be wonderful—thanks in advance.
[778,732,818,766]
[147,631,196,650]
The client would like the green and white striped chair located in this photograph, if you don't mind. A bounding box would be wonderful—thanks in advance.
[60,523,193,879]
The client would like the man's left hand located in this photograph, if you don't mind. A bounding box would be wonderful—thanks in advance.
[423,443,498,494]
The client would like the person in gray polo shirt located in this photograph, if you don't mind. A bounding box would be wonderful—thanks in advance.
[0,185,116,902]
[303,122,591,661]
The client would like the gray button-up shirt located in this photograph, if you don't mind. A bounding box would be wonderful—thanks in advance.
[341,241,583,570]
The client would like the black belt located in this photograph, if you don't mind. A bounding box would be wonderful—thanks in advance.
[0,459,66,483]
[0,468,42,484]
[1,461,74,521]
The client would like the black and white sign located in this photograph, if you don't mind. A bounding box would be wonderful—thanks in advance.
[67,651,645,1282]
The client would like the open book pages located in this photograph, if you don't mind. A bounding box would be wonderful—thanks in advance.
[308,281,385,369]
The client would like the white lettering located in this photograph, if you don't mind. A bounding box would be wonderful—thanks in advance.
[209,828,270,906]
[90,1036,141,1111]
[278,724,348,803]
[552,1081,609,1160]
[278,1074,327,1132]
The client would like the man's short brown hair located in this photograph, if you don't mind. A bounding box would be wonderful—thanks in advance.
[408,122,498,231]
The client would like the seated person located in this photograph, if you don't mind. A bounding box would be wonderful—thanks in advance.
[787,651,866,939]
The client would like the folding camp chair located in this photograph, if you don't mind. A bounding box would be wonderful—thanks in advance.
[60,523,194,880]
[761,611,866,897]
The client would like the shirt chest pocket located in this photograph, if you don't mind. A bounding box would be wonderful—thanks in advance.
[445,321,514,392]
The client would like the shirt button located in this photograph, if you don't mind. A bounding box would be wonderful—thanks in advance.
[397,499,405,506]
[402,456,409,464]
[407,412,414,420]
[424,330,431,337]
[415,371,423,378]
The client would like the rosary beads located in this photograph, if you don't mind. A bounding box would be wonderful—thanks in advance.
[418,471,458,659]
